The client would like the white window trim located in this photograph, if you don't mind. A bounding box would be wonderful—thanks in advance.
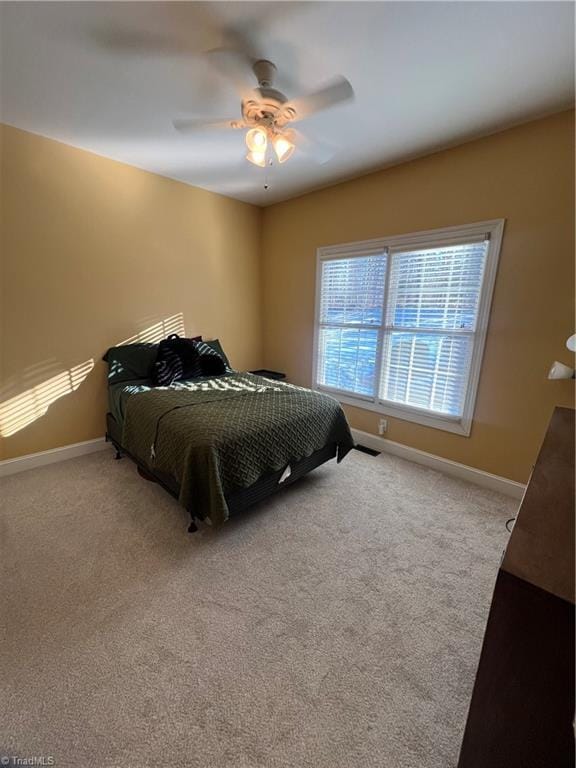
[312,219,505,436]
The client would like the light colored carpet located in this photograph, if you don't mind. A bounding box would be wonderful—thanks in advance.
[0,448,517,768]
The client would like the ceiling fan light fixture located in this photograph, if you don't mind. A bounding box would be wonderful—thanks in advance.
[272,133,295,163]
[246,150,267,168]
[245,127,268,153]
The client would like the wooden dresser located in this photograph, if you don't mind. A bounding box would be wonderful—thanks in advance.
[458,406,575,768]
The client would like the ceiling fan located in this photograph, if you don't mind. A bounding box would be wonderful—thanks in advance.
[173,57,354,167]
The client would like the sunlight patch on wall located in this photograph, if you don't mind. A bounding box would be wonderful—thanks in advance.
[118,313,185,345]
[0,360,94,437]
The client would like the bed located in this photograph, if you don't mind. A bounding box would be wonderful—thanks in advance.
[103,341,354,531]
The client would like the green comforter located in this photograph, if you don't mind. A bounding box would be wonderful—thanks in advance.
[121,373,354,526]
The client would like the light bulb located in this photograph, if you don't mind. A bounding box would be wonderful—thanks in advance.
[246,150,266,168]
[272,133,295,163]
[245,127,268,153]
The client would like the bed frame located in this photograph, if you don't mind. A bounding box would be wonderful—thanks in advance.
[105,412,338,532]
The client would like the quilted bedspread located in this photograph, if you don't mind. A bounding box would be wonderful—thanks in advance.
[121,373,354,526]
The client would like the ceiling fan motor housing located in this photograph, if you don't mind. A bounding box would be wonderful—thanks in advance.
[242,60,297,130]
[252,59,277,88]
[242,98,296,129]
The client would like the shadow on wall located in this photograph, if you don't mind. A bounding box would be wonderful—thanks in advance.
[0,359,95,437]
[117,312,185,345]
[0,314,189,440]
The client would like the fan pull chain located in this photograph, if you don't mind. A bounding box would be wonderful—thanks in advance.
[264,157,273,191]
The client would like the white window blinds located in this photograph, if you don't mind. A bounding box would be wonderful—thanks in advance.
[317,253,386,397]
[313,222,502,435]
[379,241,488,417]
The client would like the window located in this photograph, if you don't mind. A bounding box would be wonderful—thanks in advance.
[313,220,504,435]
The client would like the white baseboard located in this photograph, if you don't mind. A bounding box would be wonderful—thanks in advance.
[0,429,526,499]
[0,437,108,478]
[351,428,526,499]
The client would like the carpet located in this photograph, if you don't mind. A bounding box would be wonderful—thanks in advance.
[0,448,517,768]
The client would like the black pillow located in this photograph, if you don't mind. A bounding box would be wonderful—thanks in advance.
[152,334,202,386]
[199,353,226,376]
[193,339,233,373]
[103,343,158,384]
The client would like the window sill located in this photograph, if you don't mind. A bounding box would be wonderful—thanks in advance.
[315,386,472,436]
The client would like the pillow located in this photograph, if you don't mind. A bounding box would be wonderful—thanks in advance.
[194,339,233,372]
[152,334,202,386]
[199,353,226,376]
[103,343,158,384]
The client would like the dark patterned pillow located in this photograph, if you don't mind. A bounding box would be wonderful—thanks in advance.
[194,339,233,373]
[152,334,202,386]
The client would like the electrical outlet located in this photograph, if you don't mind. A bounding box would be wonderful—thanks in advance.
[378,418,388,435]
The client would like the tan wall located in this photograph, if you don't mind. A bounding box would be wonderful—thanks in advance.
[2,113,574,477]
[261,110,575,483]
[0,124,263,460]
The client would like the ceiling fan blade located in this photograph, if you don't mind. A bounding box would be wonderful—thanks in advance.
[173,118,245,134]
[291,129,338,165]
[204,47,257,98]
[94,28,198,56]
[286,76,354,121]
[93,5,221,56]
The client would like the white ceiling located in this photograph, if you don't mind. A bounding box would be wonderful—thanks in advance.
[1,2,574,206]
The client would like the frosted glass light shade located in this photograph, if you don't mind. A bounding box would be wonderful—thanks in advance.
[246,150,266,167]
[245,127,268,152]
[272,133,295,163]
[548,360,575,380]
